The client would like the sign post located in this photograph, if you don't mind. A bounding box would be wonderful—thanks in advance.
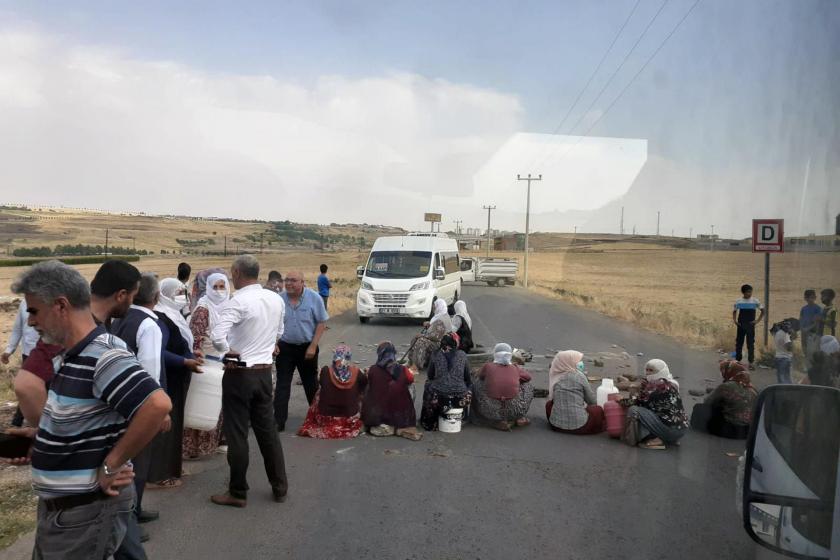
[424,213,442,233]
[752,219,784,346]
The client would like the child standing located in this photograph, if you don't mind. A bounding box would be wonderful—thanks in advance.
[317,264,332,311]
[732,284,765,370]
[799,289,822,360]
[771,319,798,384]
[818,288,837,338]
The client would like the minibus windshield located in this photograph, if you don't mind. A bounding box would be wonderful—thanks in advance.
[365,251,432,279]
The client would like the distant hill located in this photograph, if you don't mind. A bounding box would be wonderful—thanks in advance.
[0,206,405,256]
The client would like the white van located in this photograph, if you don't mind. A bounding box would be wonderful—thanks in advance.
[356,234,462,323]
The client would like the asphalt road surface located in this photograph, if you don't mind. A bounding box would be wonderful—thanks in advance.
[127,284,778,559]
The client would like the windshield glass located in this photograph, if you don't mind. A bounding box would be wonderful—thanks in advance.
[365,251,432,279]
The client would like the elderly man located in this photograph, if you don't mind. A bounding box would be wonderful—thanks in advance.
[210,255,288,507]
[11,260,170,560]
[273,270,329,431]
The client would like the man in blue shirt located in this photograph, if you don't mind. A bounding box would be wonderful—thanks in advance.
[275,270,329,431]
[317,264,332,311]
[799,289,822,360]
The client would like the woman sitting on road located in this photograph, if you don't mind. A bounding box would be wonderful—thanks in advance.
[407,299,451,371]
[362,341,422,440]
[545,350,604,435]
[690,360,756,439]
[419,333,473,431]
[473,343,533,431]
[183,271,229,459]
[298,345,367,439]
[622,359,688,449]
[451,301,475,353]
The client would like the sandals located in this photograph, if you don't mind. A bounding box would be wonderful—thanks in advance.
[369,425,395,437]
[395,428,424,441]
[146,478,183,489]
[514,417,531,428]
[639,438,667,450]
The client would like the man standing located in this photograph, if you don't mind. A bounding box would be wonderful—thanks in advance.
[274,270,329,431]
[317,264,332,310]
[818,288,837,338]
[210,255,288,507]
[264,270,284,294]
[177,262,192,317]
[90,260,142,330]
[11,260,170,560]
[111,273,166,529]
[2,298,39,364]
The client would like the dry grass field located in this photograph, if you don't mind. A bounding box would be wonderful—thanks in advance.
[477,244,839,352]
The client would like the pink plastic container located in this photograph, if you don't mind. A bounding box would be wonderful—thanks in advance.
[604,393,626,439]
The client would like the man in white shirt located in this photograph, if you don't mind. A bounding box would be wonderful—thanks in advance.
[2,299,40,364]
[210,254,288,508]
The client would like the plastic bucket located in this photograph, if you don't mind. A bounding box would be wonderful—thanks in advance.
[438,407,464,433]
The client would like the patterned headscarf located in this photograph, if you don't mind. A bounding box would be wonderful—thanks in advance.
[376,341,399,380]
[330,345,354,386]
[719,359,752,389]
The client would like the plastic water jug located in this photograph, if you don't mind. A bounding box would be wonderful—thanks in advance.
[604,393,626,438]
[438,407,464,433]
[596,378,619,407]
[184,358,224,431]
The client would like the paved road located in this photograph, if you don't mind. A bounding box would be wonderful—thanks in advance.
[134,285,774,559]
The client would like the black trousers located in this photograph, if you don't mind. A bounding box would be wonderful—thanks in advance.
[735,323,755,363]
[11,354,28,427]
[222,367,288,500]
[690,403,749,440]
[273,341,319,428]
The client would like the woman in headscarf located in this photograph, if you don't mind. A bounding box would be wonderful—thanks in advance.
[298,345,367,439]
[189,267,226,313]
[806,336,840,388]
[545,350,604,435]
[361,341,422,440]
[451,300,475,353]
[148,278,204,488]
[183,272,229,460]
[419,333,473,431]
[689,360,757,439]
[621,359,688,449]
[407,298,451,372]
[472,343,533,431]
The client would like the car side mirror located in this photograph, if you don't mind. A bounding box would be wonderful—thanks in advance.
[434,267,446,280]
[742,384,840,559]
[356,266,365,279]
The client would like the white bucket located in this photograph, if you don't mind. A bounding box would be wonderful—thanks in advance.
[184,358,224,431]
[438,407,464,433]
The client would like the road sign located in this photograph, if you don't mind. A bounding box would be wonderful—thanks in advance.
[424,213,442,223]
[752,219,784,253]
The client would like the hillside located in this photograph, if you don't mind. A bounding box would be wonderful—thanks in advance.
[0,206,405,256]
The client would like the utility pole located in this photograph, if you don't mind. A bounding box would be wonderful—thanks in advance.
[517,173,542,288]
[104,229,109,255]
[656,211,661,236]
[689,227,693,240]
[482,205,496,257]
[574,226,577,235]
[620,206,625,236]
[710,225,715,252]
[453,220,463,236]
[224,235,228,257]
[259,233,264,254]
[132,237,135,253]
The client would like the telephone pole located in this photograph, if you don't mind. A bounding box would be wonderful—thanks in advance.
[517,173,542,288]
[259,232,264,254]
[620,206,625,236]
[482,205,496,257]
[104,229,109,255]
[224,235,228,257]
[452,220,463,236]
[710,225,715,252]
[656,211,661,236]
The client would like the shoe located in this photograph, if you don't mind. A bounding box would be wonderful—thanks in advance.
[211,493,247,508]
[272,489,287,503]
[370,424,395,437]
[139,526,150,543]
[216,445,228,454]
[514,417,531,428]
[277,424,285,433]
[748,363,756,371]
[494,421,512,432]
[137,509,159,523]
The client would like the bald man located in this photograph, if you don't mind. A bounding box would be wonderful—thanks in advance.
[274,271,329,431]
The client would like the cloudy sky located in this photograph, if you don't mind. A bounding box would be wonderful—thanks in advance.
[0,0,838,236]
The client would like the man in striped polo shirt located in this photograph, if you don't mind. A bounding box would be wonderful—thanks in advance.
[11,260,171,560]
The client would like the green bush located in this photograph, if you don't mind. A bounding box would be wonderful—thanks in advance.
[0,255,140,267]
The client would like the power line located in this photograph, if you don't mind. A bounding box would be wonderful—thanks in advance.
[564,0,669,137]
[541,0,702,168]
[550,0,642,135]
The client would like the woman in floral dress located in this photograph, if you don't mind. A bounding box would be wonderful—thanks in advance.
[622,359,688,449]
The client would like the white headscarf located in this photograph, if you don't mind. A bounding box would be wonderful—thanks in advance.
[644,359,679,390]
[196,273,230,329]
[453,300,472,329]
[493,343,512,365]
[155,278,194,349]
[820,335,840,355]
[430,299,454,332]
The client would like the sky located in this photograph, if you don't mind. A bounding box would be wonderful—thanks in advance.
[0,0,838,237]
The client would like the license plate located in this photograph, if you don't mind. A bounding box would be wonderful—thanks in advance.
[380,308,403,314]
